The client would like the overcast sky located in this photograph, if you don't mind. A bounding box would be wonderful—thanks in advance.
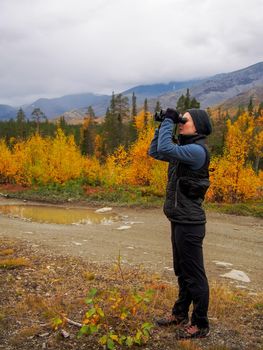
[0,0,262,106]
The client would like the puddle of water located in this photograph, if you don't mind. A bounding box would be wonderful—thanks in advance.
[0,205,120,225]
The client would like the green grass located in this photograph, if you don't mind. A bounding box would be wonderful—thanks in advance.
[3,180,263,216]
[205,201,263,218]
[6,181,163,207]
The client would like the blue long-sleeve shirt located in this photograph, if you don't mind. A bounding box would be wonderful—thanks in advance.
[148,119,206,170]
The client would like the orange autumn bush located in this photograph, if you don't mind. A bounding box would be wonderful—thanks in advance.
[13,134,50,185]
[104,145,131,186]
[0,140,18,183]
[207,112,262,202]
[0,129,85,185]
[47,129,84,183]
[125,128,156,186]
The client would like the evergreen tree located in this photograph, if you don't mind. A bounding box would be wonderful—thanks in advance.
[101,93,133,154]
[247,96,254,116]
[110,91,116,114]
[190,97,200,109]
[144,98,148,113]
[176,94,186,114]
[185,88,191,110]
[16,108,26,123]
[144,98,148,126]
[154,101,161,113]
[80,115,95,156]
[102,107,119,154]
[31,108,46,134]
[16,108,26,139]
[132,92,137,117]
[257,101,263,117]
[176,89,200,114]
[87,105,95,119]
[58,115,67,129]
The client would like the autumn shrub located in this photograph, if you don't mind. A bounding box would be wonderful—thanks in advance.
[82,156,103,186]
[125,128,156,186]
[0,140,18,183]
[46,129,85,183]
[206,157,261,202]
[0,130,86,186]
[207,113,262,203]
[148,159,168,196]
[103,145,131,186]
[12,134,50,185]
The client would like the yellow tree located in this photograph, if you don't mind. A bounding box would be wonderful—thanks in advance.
[0,140,17,183]
[253,115,263,174]
[207,112,261,202]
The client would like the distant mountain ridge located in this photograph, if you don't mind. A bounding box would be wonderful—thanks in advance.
[0,104,18,121]
[212,85,263,116]
[0,61,262,121]
[152,62,263,110]
[122,79,204,99]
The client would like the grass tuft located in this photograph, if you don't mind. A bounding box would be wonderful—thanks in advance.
[0,248,14,256]
[0,257,29,269]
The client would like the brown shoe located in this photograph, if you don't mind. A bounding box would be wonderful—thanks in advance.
[176,325,210,339]
[155,314,189,327]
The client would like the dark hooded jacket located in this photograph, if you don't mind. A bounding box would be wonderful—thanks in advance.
[163,134,210,223]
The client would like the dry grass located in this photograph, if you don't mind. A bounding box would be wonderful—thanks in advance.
[0,237,262,350]
[0,248,15,255]
[0,257,30,268]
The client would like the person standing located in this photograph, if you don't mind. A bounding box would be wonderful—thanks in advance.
[148,108,212,338]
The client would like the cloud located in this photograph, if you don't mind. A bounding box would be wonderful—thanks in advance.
[0,0,262,105]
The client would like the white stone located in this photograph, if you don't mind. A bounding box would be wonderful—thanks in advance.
[213,260,233,267]
[72,242,82,246]
[95,207,112,213]
[164,267,173,271]
[124,221,144,225]
[116,225,131,230]
[220,269,250,283]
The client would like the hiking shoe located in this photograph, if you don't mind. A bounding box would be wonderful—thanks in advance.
[155,314,189,327]
[176,325,210,339]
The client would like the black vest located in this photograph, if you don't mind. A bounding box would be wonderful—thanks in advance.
[163,134,210,224]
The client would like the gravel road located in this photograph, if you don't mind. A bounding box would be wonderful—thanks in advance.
[0,197,262,292]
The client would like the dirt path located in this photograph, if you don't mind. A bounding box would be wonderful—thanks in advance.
[0,197,262,291]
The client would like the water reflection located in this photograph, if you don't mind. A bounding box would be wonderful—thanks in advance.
[0,205,120,225]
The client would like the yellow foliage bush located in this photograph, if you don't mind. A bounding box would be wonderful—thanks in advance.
[207,157,261,202]
[83,157,104,186]
[207,112,262,202]
[12,134,50,184]
[0,130,85,185]
[148,160,168,196]
[125,128,155,186]
[0,140,17,183]
[47,129,84,183]
[104,145,130,186]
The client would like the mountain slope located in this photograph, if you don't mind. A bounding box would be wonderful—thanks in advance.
[211,85,263,116]
[23,93,111,119]
[122,79,204,101]
[0,105,17,120]
[154,62,263,109]
[0,61,262,121]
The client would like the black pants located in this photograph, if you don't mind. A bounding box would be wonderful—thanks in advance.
[171,222,209,329]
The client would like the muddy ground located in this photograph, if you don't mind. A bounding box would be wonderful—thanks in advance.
[0,197,262,292]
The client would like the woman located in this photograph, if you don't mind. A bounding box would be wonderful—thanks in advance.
[148,108,212,339]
